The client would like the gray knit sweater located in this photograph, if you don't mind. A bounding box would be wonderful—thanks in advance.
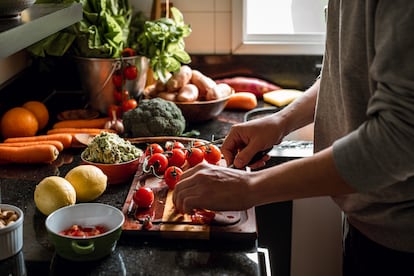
[315,0,414,252]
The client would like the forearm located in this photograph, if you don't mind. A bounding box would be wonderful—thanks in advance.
[249,146,355,206]
[274,79,319,137]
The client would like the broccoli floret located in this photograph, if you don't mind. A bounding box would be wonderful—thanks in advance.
[122,98,186,137]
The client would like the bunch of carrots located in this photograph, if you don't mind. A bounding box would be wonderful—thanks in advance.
[0,117,117,165]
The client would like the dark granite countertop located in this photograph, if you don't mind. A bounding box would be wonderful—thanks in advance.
[0,53,320,275]
[0,106,269,276]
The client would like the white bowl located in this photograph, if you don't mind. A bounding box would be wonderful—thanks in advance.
[0,204,24,260]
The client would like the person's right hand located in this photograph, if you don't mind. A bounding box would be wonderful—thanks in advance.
[221,114,285,169]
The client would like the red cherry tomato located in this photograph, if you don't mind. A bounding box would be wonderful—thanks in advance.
[124,65,138,80]
[165,141,185,151]
[121,48,136,57]
[167,148,186,168]
[122,90,130,101]
[147,153,169,175]
[192,141,206,152]
[203,144,222,164]
[133,187,154,209]
[145,143,164,156]
[112,72,124,88]
[186,147,204,167]
[122,98,137,112]
[164,166,183,190]
[113,90,122,103]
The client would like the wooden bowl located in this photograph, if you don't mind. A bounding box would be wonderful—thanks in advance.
[174,92,233,122]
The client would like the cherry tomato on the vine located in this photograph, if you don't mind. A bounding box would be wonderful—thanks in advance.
[165,141,186,152]
[113,90,122,103]
[164,166,183,190]
[192,141,206,152]
[133,187,154,208]
[122,98,137,112]
[186,147,204,167]
[121,48,136,57]
[145,143,164,156]
[124,65,138,80]
[167,148,186,168]
[112,72,124,88]
[147,153,169,175]
[122,90,130,101]
[203,144,222,164]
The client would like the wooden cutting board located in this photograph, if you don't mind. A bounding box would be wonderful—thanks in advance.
[121,159,257,243]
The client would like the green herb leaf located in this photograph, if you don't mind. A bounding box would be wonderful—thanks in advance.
[136,7,192,81]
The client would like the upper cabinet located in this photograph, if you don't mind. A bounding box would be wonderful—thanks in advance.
[0,3,82,58]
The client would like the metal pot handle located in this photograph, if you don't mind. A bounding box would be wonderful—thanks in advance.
[71,240,95,255]
[97,60,122,96]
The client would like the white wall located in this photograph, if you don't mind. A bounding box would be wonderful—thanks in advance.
[130,0,232,54]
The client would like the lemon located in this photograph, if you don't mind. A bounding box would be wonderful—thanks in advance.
[34,176,76,215]
[65,165,107,202]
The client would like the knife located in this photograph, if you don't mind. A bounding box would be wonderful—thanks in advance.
[228,147,273,169]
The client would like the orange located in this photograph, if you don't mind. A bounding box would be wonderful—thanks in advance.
[22,101,49,130]
[1,107,39,139]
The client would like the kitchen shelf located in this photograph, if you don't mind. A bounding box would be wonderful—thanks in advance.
[0,3,82,58]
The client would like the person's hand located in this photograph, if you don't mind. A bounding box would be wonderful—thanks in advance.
[221,115,284,169]
[172,162,253,213]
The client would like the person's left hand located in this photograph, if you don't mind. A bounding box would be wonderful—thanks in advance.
[172,162,253,214]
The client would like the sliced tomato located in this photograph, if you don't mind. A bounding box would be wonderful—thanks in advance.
[190,209,216,225]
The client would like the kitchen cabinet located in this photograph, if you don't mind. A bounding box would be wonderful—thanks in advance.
[0,3,82,86]
[0,3,82,58]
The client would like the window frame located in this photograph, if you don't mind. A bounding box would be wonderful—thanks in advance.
[231,0,326,55]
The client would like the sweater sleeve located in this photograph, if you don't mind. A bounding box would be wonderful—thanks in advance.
[333,1,414,192]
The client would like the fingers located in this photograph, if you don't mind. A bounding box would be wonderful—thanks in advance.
[173,163,208,213]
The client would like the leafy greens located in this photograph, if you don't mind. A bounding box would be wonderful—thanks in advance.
[136,7,192,82]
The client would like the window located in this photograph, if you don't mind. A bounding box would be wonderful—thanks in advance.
[232,0,328,55]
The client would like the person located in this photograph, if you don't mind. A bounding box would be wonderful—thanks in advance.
[173,1,414,275]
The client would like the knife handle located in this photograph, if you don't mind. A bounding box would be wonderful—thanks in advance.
[229,147,273,168]
[248,147,273,165]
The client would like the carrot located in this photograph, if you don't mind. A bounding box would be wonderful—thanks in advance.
[224,92,258,110]
[0,140,65,152]
[47,128,116,136]
[0,144,59,164]
[52,117,110,129]
[4,134,73,149]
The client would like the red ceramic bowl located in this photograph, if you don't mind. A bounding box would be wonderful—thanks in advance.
[80,154,140,185]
